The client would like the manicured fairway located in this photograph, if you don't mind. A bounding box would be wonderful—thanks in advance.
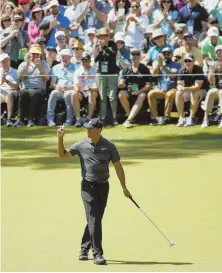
[1,125,222,272]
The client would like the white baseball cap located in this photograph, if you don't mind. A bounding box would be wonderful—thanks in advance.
[0,53,10,62]
[60,49,72,56]
[114,32,125,42]
[87,28,96,35]
[207,27,219,37]
[48,0,59,9]
[55,31,66,39]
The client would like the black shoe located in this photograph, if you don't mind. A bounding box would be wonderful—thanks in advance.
[94,255,106,265]
[79,250,89,261]
[149,119,158,126]
[6,119,13,127]
[13,119,25,127]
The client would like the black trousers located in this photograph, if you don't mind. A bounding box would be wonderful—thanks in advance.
[81,180,109,257]
[18,89,45,120]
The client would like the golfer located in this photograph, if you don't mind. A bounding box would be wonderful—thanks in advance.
[57,118,132,265]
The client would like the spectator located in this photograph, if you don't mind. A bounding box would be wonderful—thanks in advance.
[45,46,60,67]
[201,27,222,61]
[70,40,84,67]
[18,0,31,25]
[2,1,16,16]
[0,14,30,69]
[64,0,81,38]
[94,27,119,125]
[148,47,181,125]
[118,47,152,128]
[46,49,75,126]
[124,1,148,49]
[0,53,19,127]
[139,24,154,60]
[209,0,222,27]
[201,45,222,129]
[175,53,205,127]
[55,31,71,62]
[15,45,50,127]
[153,0,179,39]
[146,29,174,65]
[169,24,186,49]
[198,17,222,46]
[72,53,98,127]
[83,27,96,56]
[173,33,203,66]
[0,14,11,34]
[178,0,209,40]
[107,0,130,34]
[75,0,108,41]
[114,31,131,69]
[28,5,45,44]
[41,0,70,48]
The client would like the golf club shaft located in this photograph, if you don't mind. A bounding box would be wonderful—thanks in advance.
[129,196,171,244]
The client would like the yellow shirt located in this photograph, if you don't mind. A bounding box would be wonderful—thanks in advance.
[173,46,203,66]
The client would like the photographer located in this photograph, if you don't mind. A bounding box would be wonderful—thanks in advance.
[14,45,50,127]
[201,45,222,129]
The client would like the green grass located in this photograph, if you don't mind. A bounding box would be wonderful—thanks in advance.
[1,125,222,271]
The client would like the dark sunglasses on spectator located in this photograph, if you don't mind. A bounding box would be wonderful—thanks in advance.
[6,6,14,9]
[162,0,171,3]
[131,52,140,56]
[176,31,183,34]
[117,0,126,2]
[210,21,218,24]
[32,53,41,56]
[154,35,164,40]
[20,2,27,5]
[132,5,139,8]
[98,34,109,38]
[3,19,11,23]
[184,59,192,63]
[163,52,171,56]
[73,47,81,50]
[216,49,222,55]
[57,36,66,40]
[82,59,90,62]
[88,33,94,36]
[116,41,124,44]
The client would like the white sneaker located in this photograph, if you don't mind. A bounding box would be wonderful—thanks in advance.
[184,117,194,127]
[218,120,222,129]
[48,120,56,127]
[177,117,185,127]
[201,120,209,128]
[123,120,133,128]
[157,116,164,125]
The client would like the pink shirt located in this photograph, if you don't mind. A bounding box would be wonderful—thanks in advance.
[28,21,40,44]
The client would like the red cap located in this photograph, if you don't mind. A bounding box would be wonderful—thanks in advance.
[19,0,30,4]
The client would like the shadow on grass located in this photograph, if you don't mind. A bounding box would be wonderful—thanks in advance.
[1,127,222,170]
[106,259,193,265]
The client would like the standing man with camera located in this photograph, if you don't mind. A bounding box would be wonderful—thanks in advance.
[94,27,119,125]
[57,118,132,265]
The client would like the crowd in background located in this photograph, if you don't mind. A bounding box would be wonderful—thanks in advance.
[0,0,222,128]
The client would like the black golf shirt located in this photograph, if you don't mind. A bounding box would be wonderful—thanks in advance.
[177,65,205,87]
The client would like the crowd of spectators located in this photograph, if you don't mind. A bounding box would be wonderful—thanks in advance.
[0,0,222,128]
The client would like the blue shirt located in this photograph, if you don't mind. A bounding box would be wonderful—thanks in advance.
[147,44,174,63]
[157,60,181,91]
[52,63,76,86]
[43,14,70,47]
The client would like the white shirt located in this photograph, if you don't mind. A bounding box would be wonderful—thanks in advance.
[0,67,18,92]
[124,14,148,48]
[64,4,80,23]
[73,65,97,92]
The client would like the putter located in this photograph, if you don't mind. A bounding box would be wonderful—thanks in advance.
[129,196,177,247]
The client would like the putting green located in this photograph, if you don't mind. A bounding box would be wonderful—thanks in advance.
[1,125,222,272]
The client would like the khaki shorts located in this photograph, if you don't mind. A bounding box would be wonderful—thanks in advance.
[183,89,206,103]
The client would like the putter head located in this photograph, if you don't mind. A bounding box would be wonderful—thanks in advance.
[169,242,177,247]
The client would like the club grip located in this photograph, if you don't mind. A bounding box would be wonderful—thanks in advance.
[129,196,140,209]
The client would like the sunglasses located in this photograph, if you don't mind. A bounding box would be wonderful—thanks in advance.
[32,53,41,56]
[131,52,140,56]
[117,0,126,2]
[216,49,222,55]
[56,36,66,40]
[210,21,218,24]
[176,31,183,34]
[162,0,171,3]
[184,59,192,63]
[132,5,139,8]
[73,47,81,50]
[20,2,27,5]
[116,41,124,44]
[98,34,109,38]
[88,33,95,36]
[163,52,171,55]
[6,6,13,9]
[82,59,90,61]
[3,19,11,23]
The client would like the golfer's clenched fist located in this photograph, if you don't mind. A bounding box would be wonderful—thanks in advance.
[57,126,65,138]
[123,188,132,198]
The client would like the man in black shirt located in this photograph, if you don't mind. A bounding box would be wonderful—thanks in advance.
[57,118,132,265]
[176,53,205,127]
[118,48,152,128]
[94,27,119,126]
